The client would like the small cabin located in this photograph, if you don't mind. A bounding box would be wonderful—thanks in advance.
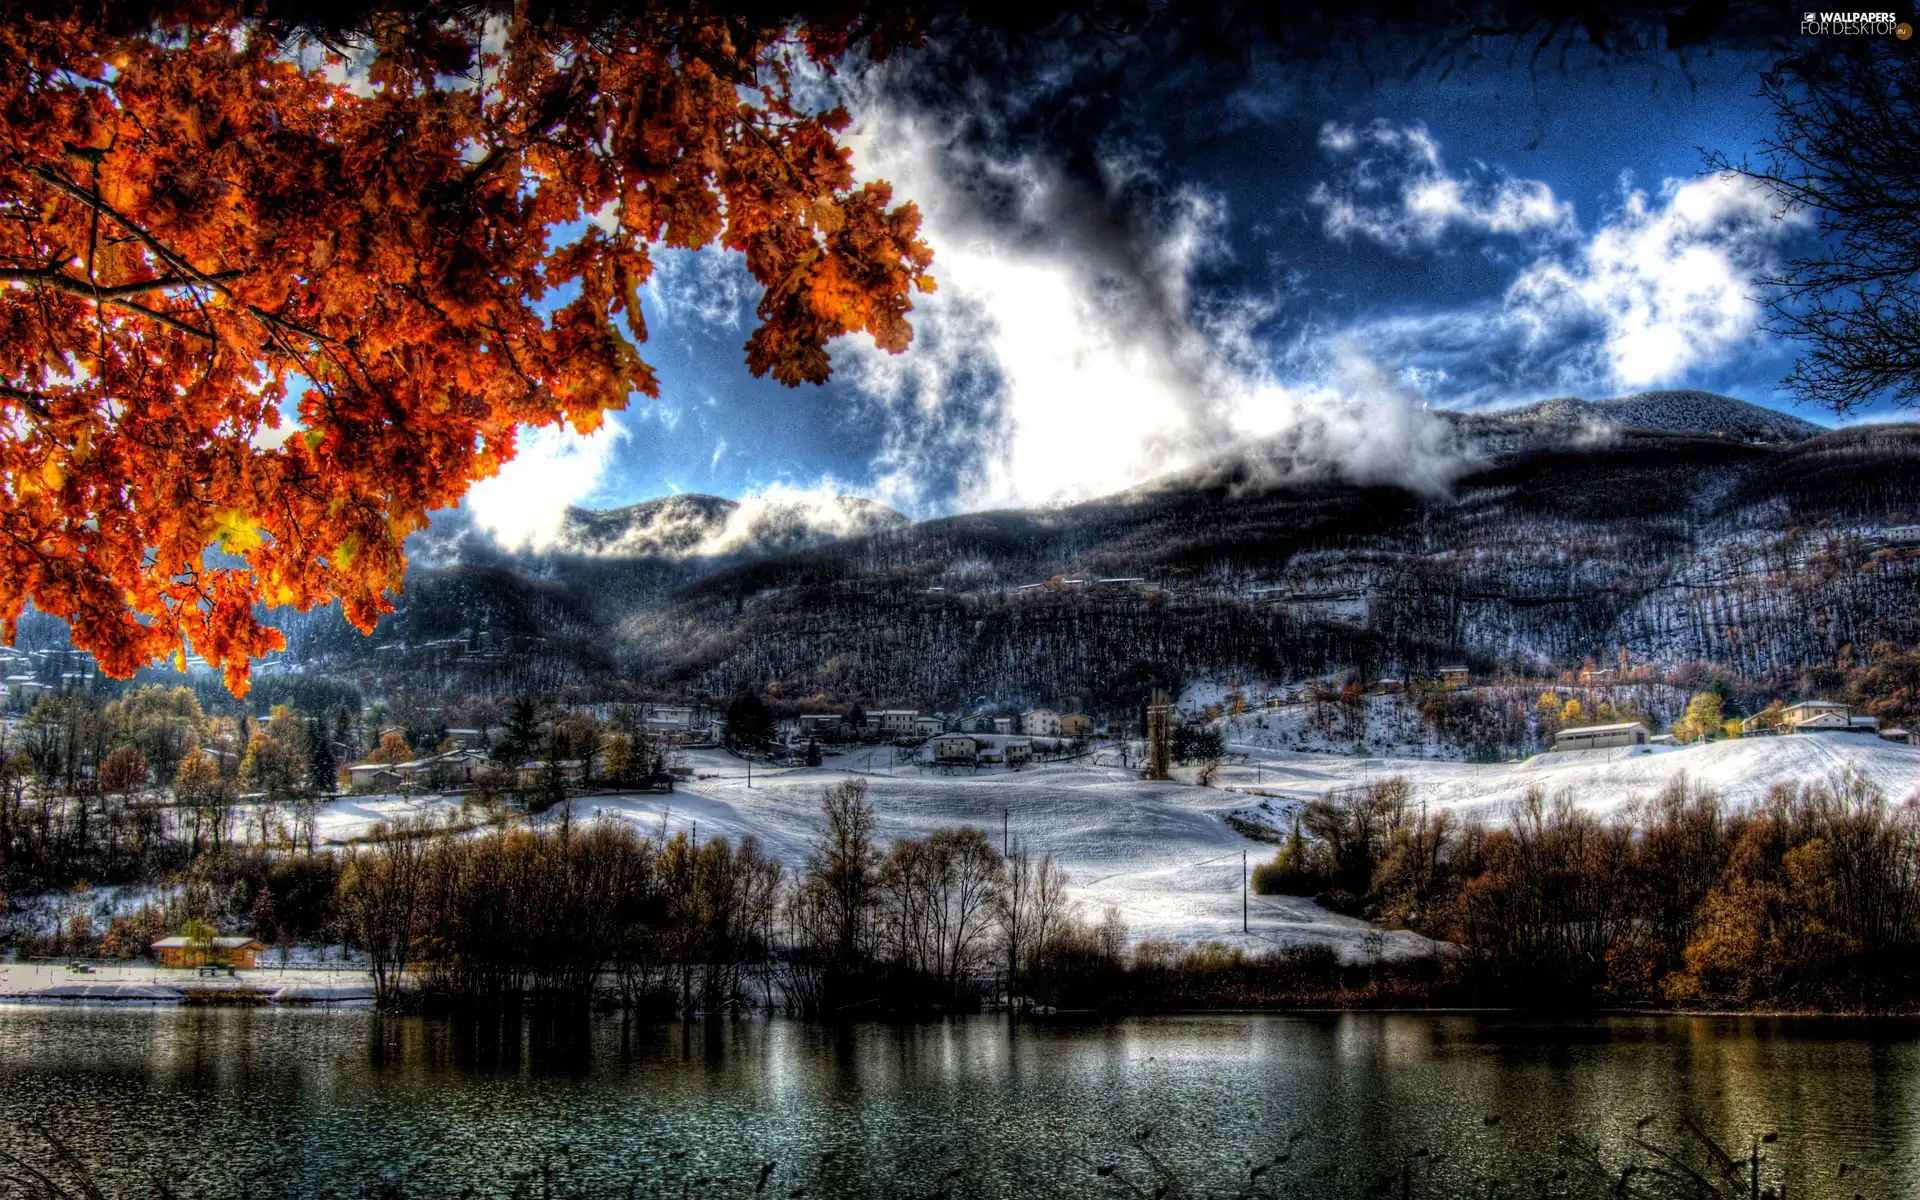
[1438,666,1471,690]
[1553,722,1650,752]
[152,936,268,970]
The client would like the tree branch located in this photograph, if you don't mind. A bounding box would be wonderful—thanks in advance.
[23,165,237,298]
[0,266,242,298]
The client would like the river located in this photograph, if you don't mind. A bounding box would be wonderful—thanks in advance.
[0,1007,1914,1198]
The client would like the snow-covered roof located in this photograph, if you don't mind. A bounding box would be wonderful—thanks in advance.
[152,936,266,950]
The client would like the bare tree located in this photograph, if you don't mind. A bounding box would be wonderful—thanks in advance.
[1712,46,1920,412]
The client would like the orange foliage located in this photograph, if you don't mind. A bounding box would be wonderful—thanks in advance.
[0,5,933,692]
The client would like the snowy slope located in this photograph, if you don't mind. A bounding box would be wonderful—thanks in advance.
[307,737,1915,961]
[1216,733,1918,822]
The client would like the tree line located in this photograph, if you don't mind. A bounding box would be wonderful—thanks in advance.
[1255,771,1920,1008]
[328,780,1124,1015]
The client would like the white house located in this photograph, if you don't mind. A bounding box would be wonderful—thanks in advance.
[913,715,945,737]
[1797,710,1880,735]
[1003,737,1034,766]
[1780,700,1851,730]
[1022,708,1061,737]
[931,734,979,763]
[1553,722,1650,751]
[992,716,1014,734]
[867,709,919,736]
[347,763,404,791]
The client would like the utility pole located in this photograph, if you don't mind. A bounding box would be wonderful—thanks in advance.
[746,756,751,788]
[1242,851,1249,934]
[1003,807,1010,857]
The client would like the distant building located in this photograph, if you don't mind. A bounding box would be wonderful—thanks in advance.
[1779,701,1851,730]
[866,709,919,736]
[798,714,842,736]
[913,715,946,738]
[1880,728,1917,746]
[1022,708,1061,737]
[1796,711,1880,735]
[152,936,268,970]
[1578,665,1619,686]
[1438,666,1471,690]
[347,763,404,792]
[993,716,1014,734]
[931,734,979,763]
[516,759,588,790]
[1003,737,1033,766]
[1059,713,1093,738]
[1553,722,1650,751]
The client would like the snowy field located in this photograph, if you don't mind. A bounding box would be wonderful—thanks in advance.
[302,736,1916,961]
[1215,732,1920,821]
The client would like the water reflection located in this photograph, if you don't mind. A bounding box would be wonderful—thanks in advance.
[0,1008,1916,1198]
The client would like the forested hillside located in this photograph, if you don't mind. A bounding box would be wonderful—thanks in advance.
[219,406,1920,719]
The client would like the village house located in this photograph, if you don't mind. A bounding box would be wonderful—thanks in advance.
[1022,708,1061,737]
[1577,665,1619,686]
[913,715,945,738]
[798,713,842,737]
[347,763,404,792]
[1880,727,1917,746]
[958,714,997,734]
[931,733,979,764]
[866,709,919,737]
[1553,722,1650,751]
[152,935,269,970]
[1438,665,1471,690]
[993,716,1014,734]
[1059,713,1093,738]
[1773,700,1879,734]
[516,758,589,790]
[1003,737,1034,766]
[1796,710,1881,735]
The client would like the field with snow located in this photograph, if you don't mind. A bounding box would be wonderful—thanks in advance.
[306,735,1917,962]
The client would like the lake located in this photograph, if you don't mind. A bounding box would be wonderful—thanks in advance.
[0,1007,1915,1198]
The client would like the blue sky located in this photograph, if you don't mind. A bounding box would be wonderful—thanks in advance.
[461,40,1896,547]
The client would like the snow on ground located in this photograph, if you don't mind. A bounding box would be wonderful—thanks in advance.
[296,737,1915,963]
[1215,733,1920,822]
[0,960,374,1004]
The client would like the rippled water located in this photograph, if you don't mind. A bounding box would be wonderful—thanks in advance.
[1,1007,1916,1198]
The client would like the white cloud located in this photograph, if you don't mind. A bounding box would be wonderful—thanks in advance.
[464,414,628,550]
[1310,120,1575,251]
[1504,173,1805,388]
[836,93,1468,511]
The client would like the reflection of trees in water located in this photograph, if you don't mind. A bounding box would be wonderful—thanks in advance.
[0,1112,1831,1199]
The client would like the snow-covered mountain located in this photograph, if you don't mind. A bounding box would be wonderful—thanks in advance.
[1480,390,1827,443]
[550,493,908,559]
[276,418,1919,717]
